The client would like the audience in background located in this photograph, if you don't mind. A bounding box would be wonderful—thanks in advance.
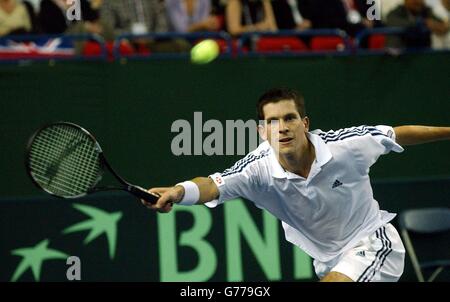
[0,0,34,36]
[382,0,404,21]
[39,0,109,36]
[100,0,168,36]
[39,0,68,33]
[430,0,450,48]
[224,0,277,36]
[292,0,374,37]
[1,0,448,52]
[166,0,221,33]
[38,0,113,54]
[100,0,189,53]
[272,0,311,30]
[211,0,225,17]
[345,0,382,28]
[386,0,448,48]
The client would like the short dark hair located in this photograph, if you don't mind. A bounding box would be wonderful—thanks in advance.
[257,87,306,120]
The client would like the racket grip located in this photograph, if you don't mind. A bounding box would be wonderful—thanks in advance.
[128,185,159,204]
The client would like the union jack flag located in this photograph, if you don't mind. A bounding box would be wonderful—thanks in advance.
[0,37,75,59]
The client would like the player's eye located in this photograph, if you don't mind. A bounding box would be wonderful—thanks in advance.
[285,115,297,122]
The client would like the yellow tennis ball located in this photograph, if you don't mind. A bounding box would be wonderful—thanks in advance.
[190,39,220,64]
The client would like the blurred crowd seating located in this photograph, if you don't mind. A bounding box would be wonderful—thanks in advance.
[0,0,449,61]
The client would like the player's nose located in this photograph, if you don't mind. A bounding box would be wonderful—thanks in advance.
[278,119,289,131]
[278,123,289,133]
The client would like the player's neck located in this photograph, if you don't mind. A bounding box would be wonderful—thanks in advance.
[279,139,315,178]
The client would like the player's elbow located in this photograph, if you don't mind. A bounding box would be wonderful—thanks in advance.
[205,177,220,201]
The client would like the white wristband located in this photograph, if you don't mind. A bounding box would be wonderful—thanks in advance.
[176,181,200,205]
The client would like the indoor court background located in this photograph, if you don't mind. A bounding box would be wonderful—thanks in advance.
[0,44,449,281]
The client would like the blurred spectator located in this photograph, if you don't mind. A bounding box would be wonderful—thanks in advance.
[23,1,38,32]
[296,0,375,36]
[211,0,225,16]
[430,0,450,48]
[25,0,38,11]
[426,0,441,6]
[344,0,381,28]
[382,0,404,21]
[80,0,110,37]
[166,0,221,33]
[100,0,189,53]
[271,0,311,30]
[100,0,169,35]
[39,0,114,54]
[39,0,109,34]
[39,0,69,33]
[224,0,277,36]
[39,0,111,36]
[0,0,34,36]
[385,0,448,48]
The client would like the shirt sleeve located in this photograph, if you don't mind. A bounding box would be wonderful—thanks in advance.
[349,125,404,174]
[204,155,261,208]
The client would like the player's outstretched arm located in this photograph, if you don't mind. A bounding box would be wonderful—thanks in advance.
[142,177,219,213]
[394,125,450,146]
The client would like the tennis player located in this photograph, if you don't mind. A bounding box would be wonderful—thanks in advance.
[143,88,450,282]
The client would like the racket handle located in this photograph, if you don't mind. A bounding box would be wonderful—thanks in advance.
[128,185,159,204]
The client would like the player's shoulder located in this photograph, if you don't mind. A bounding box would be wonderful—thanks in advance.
[221,141,271,176]
[253,140,272,156]
[311,125,390,144]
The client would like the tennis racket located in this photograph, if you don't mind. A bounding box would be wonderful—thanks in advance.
[25,122,159,204]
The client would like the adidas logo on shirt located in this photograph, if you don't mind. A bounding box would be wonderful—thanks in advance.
[356,250,366,257]
[332,179,343,189]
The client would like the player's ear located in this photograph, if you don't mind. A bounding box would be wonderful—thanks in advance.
[303,116,310,131]
[257,124,267,141]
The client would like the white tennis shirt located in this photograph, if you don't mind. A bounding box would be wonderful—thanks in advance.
[207,125,404,262]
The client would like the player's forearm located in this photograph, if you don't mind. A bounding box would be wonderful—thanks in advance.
[175,177,219,205]
[394,125,450,146]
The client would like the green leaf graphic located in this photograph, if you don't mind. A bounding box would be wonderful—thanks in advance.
[11,239,68,282]
[63,203,122,259]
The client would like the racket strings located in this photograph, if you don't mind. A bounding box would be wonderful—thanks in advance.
[29,138,95,186]
[29,151,95,195]
[30,127,99,195]
[28,125,101,197]
[44,126,100,192]
[30,129,95,195]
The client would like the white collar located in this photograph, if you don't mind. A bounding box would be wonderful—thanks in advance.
[269,132,333,179]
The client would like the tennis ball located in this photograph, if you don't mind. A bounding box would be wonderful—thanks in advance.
[190,39,220,64]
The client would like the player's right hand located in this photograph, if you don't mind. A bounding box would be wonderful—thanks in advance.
[142,186,184,213]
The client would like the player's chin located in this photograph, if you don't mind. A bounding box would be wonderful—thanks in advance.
[278,144,294,153]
